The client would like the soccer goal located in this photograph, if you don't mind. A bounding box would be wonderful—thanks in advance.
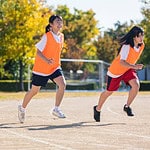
[61,59,110,90]
[27,59,110,91]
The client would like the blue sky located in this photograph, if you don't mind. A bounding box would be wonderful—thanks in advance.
[47,0,144,31]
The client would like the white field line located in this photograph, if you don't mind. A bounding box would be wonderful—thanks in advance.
[2,128,122,149]
[106,106,150,140]
[2,129,75,150]
[107,106,122,116]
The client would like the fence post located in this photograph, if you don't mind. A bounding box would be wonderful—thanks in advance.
[28,64,31,91]
[99,61,104,90]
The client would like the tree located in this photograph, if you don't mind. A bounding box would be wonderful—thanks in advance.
[95,21,140,63]
[0,0,52,90]
[54,5,100,71]
[93,33,119,63]
[140,0,150,64]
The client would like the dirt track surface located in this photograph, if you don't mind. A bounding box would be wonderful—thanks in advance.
[0,92,150,150]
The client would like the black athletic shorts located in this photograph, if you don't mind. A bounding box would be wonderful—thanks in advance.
[31,69,64,87]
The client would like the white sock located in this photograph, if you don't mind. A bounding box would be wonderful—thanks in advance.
[54,106,59,110]
[21,105,25,112]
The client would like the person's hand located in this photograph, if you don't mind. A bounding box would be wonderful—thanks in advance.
[134,64,144,70]
[46,58,54,64]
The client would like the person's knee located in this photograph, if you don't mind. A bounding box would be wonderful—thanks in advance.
[33,90,39,95]
[102,90,113,97]
[30,87,40,95]
[134,82,140,91]
[61,82,66,90]
[57,82,66,90]
[130,81,140,91]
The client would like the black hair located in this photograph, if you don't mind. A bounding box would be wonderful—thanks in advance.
[45,15,63,33]
[45,24,51,33]
[118,26,144,54]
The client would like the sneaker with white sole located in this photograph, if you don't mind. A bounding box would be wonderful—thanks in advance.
[18,105,25,123]
[52,108,66,118]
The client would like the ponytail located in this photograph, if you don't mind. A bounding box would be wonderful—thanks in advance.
[45,15,63,33]
[45,24,51,33]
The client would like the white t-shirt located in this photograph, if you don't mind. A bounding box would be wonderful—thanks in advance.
[120,45,140,60]
[35,31,62,52]
[107,44,140,78]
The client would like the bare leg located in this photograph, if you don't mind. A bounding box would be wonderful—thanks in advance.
[53,76,66,107]
[22,85,41,108]
[126,79,140,106]
[96,90,113,111]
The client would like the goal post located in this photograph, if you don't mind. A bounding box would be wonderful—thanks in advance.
[27,59,110,91]
[61,59,110,90]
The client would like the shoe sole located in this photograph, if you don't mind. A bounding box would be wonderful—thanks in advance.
[18,107,25,123]
[52,112,66,118]
[18,113,25,123]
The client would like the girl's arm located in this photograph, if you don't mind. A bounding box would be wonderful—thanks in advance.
[120,59,144,70]
[119,45,144,70]
[37,49,53,64]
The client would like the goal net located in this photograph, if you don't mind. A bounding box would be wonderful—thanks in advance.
[27,59,110,91]
[61,59,110,91]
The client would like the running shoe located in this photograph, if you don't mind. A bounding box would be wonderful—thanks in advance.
[52,108,66,118]
[93,105,101,122]
[123,104,134,116]
[18,105,25,123]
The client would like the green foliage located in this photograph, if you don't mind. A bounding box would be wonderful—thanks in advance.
[140,81,150,91]
[140,0,150,64]
[0,0,52,80]
[93,34,119,63]
[0,80,29,91]
[55,5,100,71]
[0,1,150,88]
